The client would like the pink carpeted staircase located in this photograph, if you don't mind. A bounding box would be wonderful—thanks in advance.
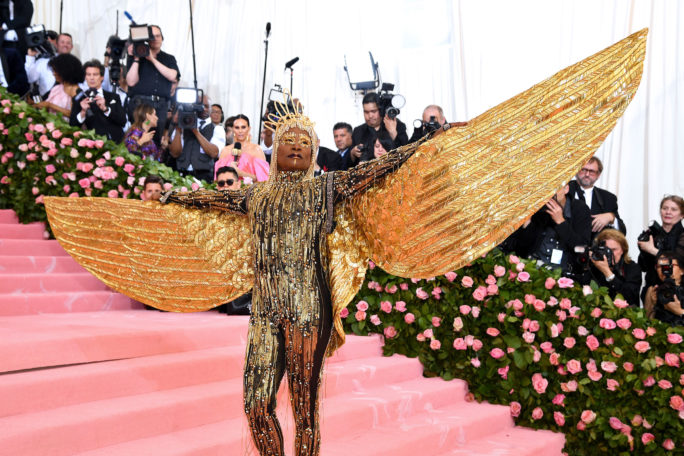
[0,209,565,455]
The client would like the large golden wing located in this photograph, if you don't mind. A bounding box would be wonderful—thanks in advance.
[349,29,647,279]
[44,197,254,311]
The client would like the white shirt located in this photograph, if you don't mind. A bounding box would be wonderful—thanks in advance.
[25,55,55,96]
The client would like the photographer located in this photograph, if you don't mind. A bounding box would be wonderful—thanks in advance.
[637,195,684,301]
[125,24,179,146]
[648,251,684,325]
[409,105,447,143]
[350,92,408,166]
[589,229,642,307]
[69,59,126,142]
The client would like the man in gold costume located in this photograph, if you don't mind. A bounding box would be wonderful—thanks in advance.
[161,105,425,455]
[45,29,647,456]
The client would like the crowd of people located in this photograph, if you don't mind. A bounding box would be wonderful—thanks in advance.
[2,16,682,325]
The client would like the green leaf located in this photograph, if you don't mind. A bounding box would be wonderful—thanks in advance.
[503,335,521,349]
[513,351,527,369]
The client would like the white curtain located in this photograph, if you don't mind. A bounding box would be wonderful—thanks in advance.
[33,0,683,252]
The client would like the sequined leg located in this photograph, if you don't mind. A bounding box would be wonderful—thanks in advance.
[283,314,333,454]
[243,317,286,456]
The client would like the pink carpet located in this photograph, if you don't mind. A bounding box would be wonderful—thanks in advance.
[0,209,565,455]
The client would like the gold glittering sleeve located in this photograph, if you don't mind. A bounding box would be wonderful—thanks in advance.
[338,29,647,280]
[162,188,248,214]
[44,196,253,312]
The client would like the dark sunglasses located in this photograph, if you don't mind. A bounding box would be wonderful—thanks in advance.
[216,179,236,187]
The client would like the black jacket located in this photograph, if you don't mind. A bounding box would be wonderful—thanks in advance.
[1,46,29,96]
[590,259,642,307]
[568,180,626,236]
[350,120,408,166]
[638,221,684,289]
[316,146,345,173]
[69,89,127,143]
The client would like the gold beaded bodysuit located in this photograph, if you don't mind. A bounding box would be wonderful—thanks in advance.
[43,30,647,456]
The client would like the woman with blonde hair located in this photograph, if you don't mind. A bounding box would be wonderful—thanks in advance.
[590,228,642,306]
[123,103,161,161]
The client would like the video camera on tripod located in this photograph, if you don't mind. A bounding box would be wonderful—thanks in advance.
[175,87,205,130]
[24,24,55,57]
[105,35,127,86]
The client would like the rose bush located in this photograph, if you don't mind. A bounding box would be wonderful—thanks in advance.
[343,249,684,455]
[0,89,200,226]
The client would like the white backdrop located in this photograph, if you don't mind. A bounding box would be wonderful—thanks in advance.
[33,0,682,252]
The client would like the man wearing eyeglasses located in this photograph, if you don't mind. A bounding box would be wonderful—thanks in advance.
[215,166,240,191]
[568,157,626,239]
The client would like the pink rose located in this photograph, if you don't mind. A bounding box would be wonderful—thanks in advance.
[581,410,596,424]
[486,327,500,337]
[490,348,505,359]
[370,314,381,326]
[461,276,474,288]
[45,164,56,174]
[613,298,628,308]
[383,326,397,339]
[634,341,650,353]
[659,379,673,389]
[123,163,135,174]
[665,353,680,367]
[517,271,530,282]
[471,306,481,318]
[472,339,483,351]
[550,353,560,365]
[524,294,536,304]
[78,177,91,189]
[494,265,506,277]
[561,380,578,392]
[498,365,509,379]
[564,337,576,349]
[623,362,634,372]
[550,323,561,338]
[509,254,520,264]
[380,300,392,313]
[114,156,125,167]
[557,277,574,288]
[453,338,467,350]
[667,333,683,344]
[453,317,463,331]
[522,331,535,343]
[531,407,543,420]
[399,283,408,291]
[599,318,616,330]
[600,361,617,373]
[540,342,553,353]
[486,284,499,295]
[566,359,582,374]
[51,129,62,139]
[470,358,481,368]
[431,316,441,327]
[497,313,506,323]
[533,299,546,312]
[356,300,369,311]
[643,376,655,387]
[60,137,73,146]
[94,139,105,149]
[591,307,602,318]
[394,301,407,312]
[588,371,603,381]
[663,439,675,450]
[472,286,487,301]
[529,320,540,332]
[510,401,521,417]
[641,433,655,445]
[552,394,565,406]
[586,335,600,351]
[423,329,434,339]
[582,285,593,296]
[385,284,398,294]
[404,313,415,324]
[553,411,565,426]
[532,373,548,394]
[606,379,619,391]
[82,162,94,173]
[339,308,349,318]
[416,287,429,300]
[516,262,525,272]
[459,305,471,315]
[609,417,623,430]
[355,310,366,321]
[616,318,632,330]
[445,271,457,282]
[107,189,118,198]
[430,339,441,350]
[545,277,556,289]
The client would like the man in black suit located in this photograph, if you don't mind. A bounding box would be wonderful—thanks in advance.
[69,59,126,143]
[0,43,28,95]
[568,156,626,239]
[349,92,408,167]
[332,122,353,170]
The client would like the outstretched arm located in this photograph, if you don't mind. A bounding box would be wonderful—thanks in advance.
[161,188,248,215]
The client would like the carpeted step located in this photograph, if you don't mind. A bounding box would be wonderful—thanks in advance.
[0,272,111,293]
[0,311,250,373]
[0,255,86,273]
[0,222,46,239]
[0,239,70,256]
[0,290,140,316]
[435,426,566,456]
[0,209,18,223]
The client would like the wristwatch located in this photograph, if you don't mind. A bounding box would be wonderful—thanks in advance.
[606,274,615,282]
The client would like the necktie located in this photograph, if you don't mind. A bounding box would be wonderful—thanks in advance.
[578,189,586,203]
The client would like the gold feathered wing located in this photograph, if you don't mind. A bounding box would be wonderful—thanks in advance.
[45,197,253,312]
[327,28,647,297]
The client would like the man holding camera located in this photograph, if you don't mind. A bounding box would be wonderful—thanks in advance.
[409,105,447,143]
[588,229,642,307]
[168,94,223,182]
[125,24,178,146]
[25,31,72,100]
[349,92,408,167]
[69,59,126,142]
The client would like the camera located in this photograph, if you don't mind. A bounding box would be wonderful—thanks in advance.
[74,89,99,118]
[638,221,666,249]
[376,83,405,119]
[106,35,127,86]
[589,241,614,266]
[129,24,152,59]
[24,24,55,57]
[175,87,205,130]
[413,115,442,135]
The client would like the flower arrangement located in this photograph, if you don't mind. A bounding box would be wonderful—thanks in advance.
[343,250,684,455]
[0,88,200,225]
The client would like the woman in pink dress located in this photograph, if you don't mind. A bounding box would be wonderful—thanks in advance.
[214,114,269,182]
[34,54,84,119]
